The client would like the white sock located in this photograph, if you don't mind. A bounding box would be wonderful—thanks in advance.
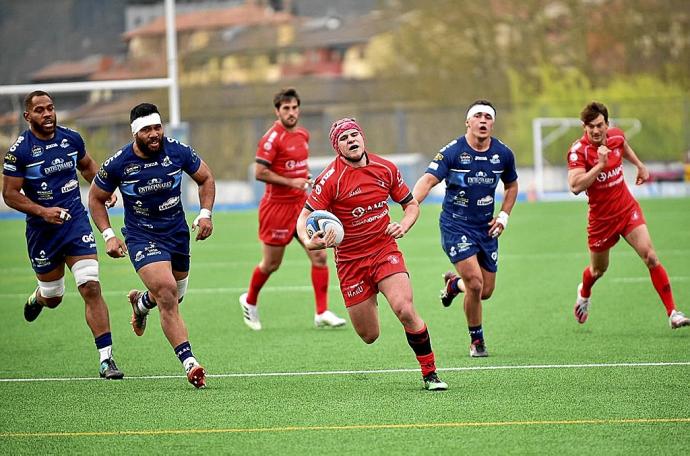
[183,356,198,373]
[98,345,112,363]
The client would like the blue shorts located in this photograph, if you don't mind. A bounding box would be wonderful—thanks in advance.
[122,227,190,272]
[26,212,97,274]
[440,224,498,273]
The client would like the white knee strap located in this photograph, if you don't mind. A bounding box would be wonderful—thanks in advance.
[38,277,65,298]
[177,277,189,303]
[71,259,99,286]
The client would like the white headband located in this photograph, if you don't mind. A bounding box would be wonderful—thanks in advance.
[466,104,496,120]
[131,113,162,135]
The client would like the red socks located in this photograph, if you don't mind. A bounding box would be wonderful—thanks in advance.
[311,265,329,315]
[580,267,599,298]
[650,264,675,316]
[246,266,270,305]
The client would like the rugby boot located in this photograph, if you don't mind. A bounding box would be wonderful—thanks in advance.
[240,292,262,330]
[440,271,464,307]
[186,363,206,389]
[423,372,448,391]
[314,310,346,328]
[99,358,124,380]
[128,289,148,336]
[574,283,590,324]
[470,339,489,358]
[670,310,690,329]
[24,287,43,322]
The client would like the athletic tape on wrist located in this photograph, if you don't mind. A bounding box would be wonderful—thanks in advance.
[102,228,115,241]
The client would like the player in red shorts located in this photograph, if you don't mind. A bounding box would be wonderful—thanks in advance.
[296,118,448,391]
[239,88,345,330]
[567,101,690,329]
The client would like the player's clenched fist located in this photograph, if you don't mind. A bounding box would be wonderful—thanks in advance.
[41,207,71,224]
[596,145,610,168]
[105,237,128,258]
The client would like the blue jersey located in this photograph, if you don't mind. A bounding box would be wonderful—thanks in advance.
[3,126,87,227]
[94,137,202,238]
[425,135,517,228]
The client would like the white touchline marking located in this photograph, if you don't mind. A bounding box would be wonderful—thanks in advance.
[1,361,689,383]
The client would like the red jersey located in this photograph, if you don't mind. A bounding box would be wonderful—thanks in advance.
[256,121,310,203]
[306,153,413,262]
[567,127,637,223]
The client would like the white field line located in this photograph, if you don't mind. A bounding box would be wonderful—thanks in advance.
[1,361,689,383]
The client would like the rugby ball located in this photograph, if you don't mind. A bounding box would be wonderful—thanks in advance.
[305,210,345,245]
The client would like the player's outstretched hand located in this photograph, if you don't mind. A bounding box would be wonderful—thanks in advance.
[635,164,649,185]
[385,222,405,239]
[42,207,71,224]
[105,237,127,258]
[193,218,213,241]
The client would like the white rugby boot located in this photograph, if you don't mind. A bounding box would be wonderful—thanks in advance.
[314,310,346,328]
[239,292,262,330]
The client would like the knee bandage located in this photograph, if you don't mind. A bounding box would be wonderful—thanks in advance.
[38,277,65,298]
[177,277,188,303]
[71,259,99,286]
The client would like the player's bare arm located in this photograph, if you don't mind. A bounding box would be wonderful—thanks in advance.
[387,197,419,239]
[2,174,71,224]
[88,183,127,257]
[77,154,117,208]
[622,140,649,185]
[412,173,440,204]
[189,161,216,241]
[255,162,311,191]
[568,148,609,194]
[488,179,518,238]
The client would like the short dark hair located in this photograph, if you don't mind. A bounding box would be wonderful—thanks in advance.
[130,103,160,123]
[466,99,496,117]
[24,90,53,110]
[580,102,608,124]
[273,87,300,109]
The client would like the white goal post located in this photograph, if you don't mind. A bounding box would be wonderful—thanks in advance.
[532,117,641,199]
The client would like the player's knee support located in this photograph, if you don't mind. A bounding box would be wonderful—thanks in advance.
[176,277,188,303]
[38,277,65,299]
[71,259,99,286]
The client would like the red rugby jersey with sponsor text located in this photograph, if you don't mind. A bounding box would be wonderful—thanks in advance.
[567,127,637,223]
[255,121,310,203]
[306,153,413,262]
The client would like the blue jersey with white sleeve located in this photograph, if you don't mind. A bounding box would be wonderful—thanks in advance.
[425,135,517,229]
[3,126,87,226]
[94,137,202,238]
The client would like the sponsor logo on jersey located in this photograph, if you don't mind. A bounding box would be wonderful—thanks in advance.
[348,187,362,198]
[3,163,16,172]
[314,184,322,194]
[285,159,307,170]
[103,150,123,167]
[490,154,501,164]
[597,164,623,182]
[37,181,53,200]
[376,179,386,188]
[44,157,74,175]
[135,250,145,262]
[491,251,498,262]
[60,139,70,148]
[319,168,335,185]
[477,195,494,206]
[467,170,495,185]
[352,208,389,227]
[133,200,149,216]
[97,168,108,179]
[453,190,469,207]
[439,139,457,153]
[31,145,43,157]
[433,152,444,161]
[158,196,180,211]
[428,162,439,171]
[124,163,141,175]
[46,143,58,149]
[161,156,172,167]
[345,281,365,298]
[9,135,25,153]
[61,179,79,193]
[137,178,173,194]
[569,153,578,162]
[32,250,51,268]
[459,152,472,165]
[474,155,487,161]
[81,233,95,243]
[144,161,159,168]
[4,152,17,163]
[387,255,399,265]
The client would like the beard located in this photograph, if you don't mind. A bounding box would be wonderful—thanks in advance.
[135,135,161,156]
[340,150,366,163]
